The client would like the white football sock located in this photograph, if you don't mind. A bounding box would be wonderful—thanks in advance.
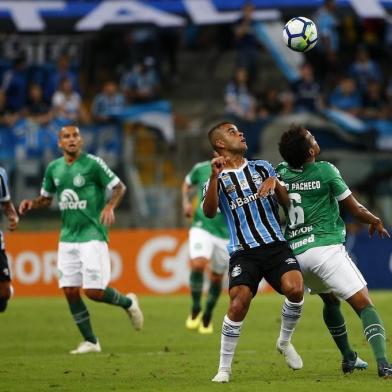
[278,298,304,344]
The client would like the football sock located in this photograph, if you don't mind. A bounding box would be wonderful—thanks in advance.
[0,298,7,312]
[218,315,243,371]
[68,299,97,344]
[323,301,355,360]
[203,280,222,326]
[190,270,203,317]
[102,287,132,309]
[278,298,304,344]
[360,305,388,363]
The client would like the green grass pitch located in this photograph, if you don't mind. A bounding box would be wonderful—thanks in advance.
[1,292,391,391]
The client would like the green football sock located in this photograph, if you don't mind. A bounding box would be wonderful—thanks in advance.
[68,299,97,344]
[102,287,132,309]
[190,270,203,316]
[360,305,388,363]
[323,302,355,360]
[203,280,222,326]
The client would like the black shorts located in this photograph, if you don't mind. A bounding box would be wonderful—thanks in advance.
[229,241,301,296]
[0,249,11,282]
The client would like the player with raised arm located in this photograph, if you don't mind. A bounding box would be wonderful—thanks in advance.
[0,167,19,312]
[183,160,229,334]
[277,125,392,378]
[204,122,304,383]
[19,125,143,354]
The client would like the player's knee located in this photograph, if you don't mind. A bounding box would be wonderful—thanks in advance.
[228,296,250,320]
[282,280,304,301]
[0,298,8,312]
[84,289,104,302]
[210,273,223,285]
[190,257,207,272]
[0,287,11,301]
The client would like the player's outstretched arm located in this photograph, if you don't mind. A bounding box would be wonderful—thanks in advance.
[339,194,390,239]
[100,181,126,226]
[18,196,52,215]
[2,201,19,231]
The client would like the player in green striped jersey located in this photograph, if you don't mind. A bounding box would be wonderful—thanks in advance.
[19,126,143,354]
[277,125,392,378]
[182,160,229,334]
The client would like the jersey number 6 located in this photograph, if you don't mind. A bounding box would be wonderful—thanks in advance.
[288,193,304,229]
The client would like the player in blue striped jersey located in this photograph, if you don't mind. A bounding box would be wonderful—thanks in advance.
[203,122,305,383]
[0,167,19,312]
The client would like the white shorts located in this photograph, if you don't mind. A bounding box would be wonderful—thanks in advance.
[296,244,367,300]
[189,227,229,275]
[58,241,111,289]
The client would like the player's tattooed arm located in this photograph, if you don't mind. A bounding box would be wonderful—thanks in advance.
[18,195,52,215]
[101,181,126,226]
[340,194,390,239]
[1,201,19,231]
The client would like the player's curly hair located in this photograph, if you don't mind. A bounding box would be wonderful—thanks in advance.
[278,124,311,168]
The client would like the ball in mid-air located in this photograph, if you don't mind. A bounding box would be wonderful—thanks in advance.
[283,17,318,52]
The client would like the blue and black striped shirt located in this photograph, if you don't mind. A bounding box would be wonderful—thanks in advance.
[208,159,285,255]
[0,167,10,249]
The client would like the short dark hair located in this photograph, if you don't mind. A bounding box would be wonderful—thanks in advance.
[278,125,311,168]
[208,121,232,150]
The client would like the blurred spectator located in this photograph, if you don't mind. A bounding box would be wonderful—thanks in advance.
[280,90,295,114]
[349,46,382,92]
[224,68,256,121]
[234,2,261,84]
[225,68,262,156]
[45,54,79,101]
[24,83,52,126]
[52,77,85,123]
[1,56,28,112]
[291,63,323,112]
[0,90,19,127]
[312,0,340,83]
[314,0,339,62]
[257,87,283,119]
[91,81,125,124]
[361,80,387,120]
[329,77,362,116]
[121,57,161,103]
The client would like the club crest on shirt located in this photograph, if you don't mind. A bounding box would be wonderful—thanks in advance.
[231,264,242,278]
[73,174,85,187]
[225,184,236,193]
[252,173,262,187]
[239,179,248,189]
[54,178,60,186]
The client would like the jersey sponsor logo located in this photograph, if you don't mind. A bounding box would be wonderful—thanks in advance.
[225,184,236,193]
[231,264,242,277]
[288,225,313,238]
[59,189,87,210]
[73,174,86,187]
[291,181,321,191]
[290,234,315,250]
[230,192,258,210]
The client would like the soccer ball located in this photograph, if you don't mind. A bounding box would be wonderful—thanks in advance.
[283,17,318,52]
